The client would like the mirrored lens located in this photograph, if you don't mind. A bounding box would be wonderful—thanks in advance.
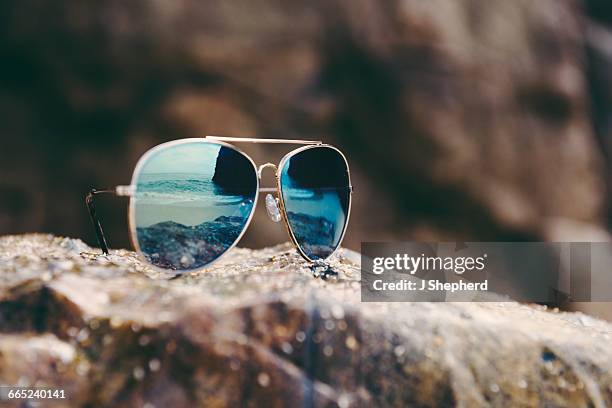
[131,141,257,271]
[279,146,350,260]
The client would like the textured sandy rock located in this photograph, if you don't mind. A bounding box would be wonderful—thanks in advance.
[0,234,611,407]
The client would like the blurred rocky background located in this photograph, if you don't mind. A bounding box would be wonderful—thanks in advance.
[1,2,612,279]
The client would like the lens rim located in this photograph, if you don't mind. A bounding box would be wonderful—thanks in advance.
[276,144,352,262]
[127,138,260,273]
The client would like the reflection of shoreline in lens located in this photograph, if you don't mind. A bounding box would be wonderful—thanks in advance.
[135,200,252,228]
[136,215,247,270]
[136,176,248,205]
[134,174,253,269]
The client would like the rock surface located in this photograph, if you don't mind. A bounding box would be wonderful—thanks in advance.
[1,234,612,407]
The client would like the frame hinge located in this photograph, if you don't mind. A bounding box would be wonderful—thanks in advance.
[115,185,135,197]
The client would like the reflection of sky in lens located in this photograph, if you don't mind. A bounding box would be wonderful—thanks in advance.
[140,143,221,177]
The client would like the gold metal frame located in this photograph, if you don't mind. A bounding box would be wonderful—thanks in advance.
[206,135,322,145]
[116,136,353,272]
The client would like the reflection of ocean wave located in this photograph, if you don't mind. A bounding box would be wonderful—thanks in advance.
[140,178,212,193]
[136,192,250,206]
[283,187,347,201]
[284,188,317,200]
[137,175,249,205]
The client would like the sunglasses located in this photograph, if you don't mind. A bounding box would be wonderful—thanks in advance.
[86,136,353,273]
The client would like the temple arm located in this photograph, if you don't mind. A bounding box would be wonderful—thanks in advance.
[206,135,321,145]
[86,186,133,254]
[85,189,117,254]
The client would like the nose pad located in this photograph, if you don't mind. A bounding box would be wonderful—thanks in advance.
[258,163,277,179]
[265,194,282,222]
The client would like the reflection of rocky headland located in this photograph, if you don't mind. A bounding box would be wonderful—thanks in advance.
[212,147,256,196]
[137,215,246,270]
[286,211,337,259]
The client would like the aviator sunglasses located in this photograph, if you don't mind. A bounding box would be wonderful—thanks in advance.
[86,136,353,273]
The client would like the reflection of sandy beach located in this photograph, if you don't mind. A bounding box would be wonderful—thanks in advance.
[135,202,243,227]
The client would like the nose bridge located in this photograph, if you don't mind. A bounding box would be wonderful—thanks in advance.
[257,162,278,180]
